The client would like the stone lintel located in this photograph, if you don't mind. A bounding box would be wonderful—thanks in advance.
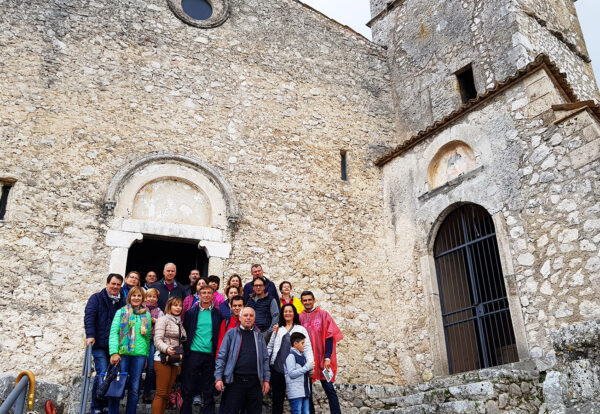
[418,165,484,202]
[121,219,223,242]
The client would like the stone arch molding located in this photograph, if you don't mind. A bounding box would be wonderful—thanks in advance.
[103,153,238,276]
[427,141,477,190]
[417,124,490,194]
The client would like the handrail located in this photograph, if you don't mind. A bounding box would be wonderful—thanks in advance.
[0,370,35,414]
[78,344,93,414]
[15,371,36,411]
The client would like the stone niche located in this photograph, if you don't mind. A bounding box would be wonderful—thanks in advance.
[132,178,212,227]
[427,140,477,189]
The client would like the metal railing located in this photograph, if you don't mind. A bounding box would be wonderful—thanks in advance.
[78,344,93,414]
[0,371,35,414]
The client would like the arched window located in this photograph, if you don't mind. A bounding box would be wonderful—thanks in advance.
[434,204,518,374]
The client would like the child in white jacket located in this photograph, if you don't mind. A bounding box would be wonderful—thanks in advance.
[284,332,315,414]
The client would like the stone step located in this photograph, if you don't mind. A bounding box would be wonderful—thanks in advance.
[383,380,495,408]
[374,403,437,414]
[375,400,487,414]
[398,359,539,396]
[371,360,542,414]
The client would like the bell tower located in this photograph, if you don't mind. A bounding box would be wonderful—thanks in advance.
[368,0,599,142]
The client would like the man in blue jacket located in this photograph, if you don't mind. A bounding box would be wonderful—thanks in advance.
[242,263,279,304]
[215,307,271,414]
[84,274,126,414]
[181,285,223,414]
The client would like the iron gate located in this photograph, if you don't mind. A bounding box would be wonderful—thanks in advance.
[434,204,518,374]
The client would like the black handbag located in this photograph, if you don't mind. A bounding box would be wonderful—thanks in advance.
[96,364,119,400]
[160,321,184,365]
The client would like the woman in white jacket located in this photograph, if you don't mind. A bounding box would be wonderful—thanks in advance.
[268,303,314,414]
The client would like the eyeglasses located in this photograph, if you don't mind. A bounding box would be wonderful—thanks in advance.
[253,284,265,288]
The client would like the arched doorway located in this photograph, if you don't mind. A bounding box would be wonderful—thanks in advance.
[433,204,518,374]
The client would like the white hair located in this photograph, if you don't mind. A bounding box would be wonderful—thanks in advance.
[164,262,177,271]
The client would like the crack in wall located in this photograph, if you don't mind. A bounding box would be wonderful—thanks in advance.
[522,9,591,63]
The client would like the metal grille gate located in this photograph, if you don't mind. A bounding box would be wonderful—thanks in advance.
[434,204,518,374]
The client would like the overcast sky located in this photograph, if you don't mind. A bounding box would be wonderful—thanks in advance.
[302,0,600,81]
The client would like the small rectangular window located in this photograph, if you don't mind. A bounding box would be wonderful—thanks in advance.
[456,65,477,104]
[340,150,348,181]
[0,183,12,220]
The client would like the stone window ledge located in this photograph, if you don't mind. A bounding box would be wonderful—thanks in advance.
[418,165,484,202]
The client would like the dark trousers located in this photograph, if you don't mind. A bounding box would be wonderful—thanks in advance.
[220,375,262,414]
[309,380,341,414]
[181,351,215,414]
[270,368,286,414]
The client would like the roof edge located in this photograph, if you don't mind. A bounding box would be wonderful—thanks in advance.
[375,54,598,167]
[292,1,384,53]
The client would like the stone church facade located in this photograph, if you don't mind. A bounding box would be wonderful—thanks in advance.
[1,0,599,412]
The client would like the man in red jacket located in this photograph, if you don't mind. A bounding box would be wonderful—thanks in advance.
[299,291,343,414]
[216,295,244,356]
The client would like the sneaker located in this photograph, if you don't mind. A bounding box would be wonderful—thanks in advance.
[193,395,202,405]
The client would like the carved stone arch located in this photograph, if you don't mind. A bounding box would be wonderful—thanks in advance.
[103,153,237,278]
[104,153,239,230]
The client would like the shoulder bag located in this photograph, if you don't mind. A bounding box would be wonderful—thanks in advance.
[160,320,184,365]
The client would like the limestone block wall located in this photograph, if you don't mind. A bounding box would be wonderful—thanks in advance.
[369,0,599,144]
[513,91,600,355]
[381,68,600,379]
[0,0,400,386]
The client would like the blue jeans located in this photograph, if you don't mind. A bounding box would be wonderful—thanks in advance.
[142,342,155,396]
[108,355,146,414]
[289,397,310,414]
[91,349,109,414]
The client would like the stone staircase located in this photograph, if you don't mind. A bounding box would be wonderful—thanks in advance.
[370,361,543,414]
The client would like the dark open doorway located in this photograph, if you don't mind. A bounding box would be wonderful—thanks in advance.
[126,236,209,286]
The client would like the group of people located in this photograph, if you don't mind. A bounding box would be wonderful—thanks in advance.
[84,263,343,414]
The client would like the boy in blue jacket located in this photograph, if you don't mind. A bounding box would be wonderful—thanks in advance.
[284,332,315,414]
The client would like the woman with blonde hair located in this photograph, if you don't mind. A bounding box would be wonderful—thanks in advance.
[152,296,186,414]
[108,286,151,414]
